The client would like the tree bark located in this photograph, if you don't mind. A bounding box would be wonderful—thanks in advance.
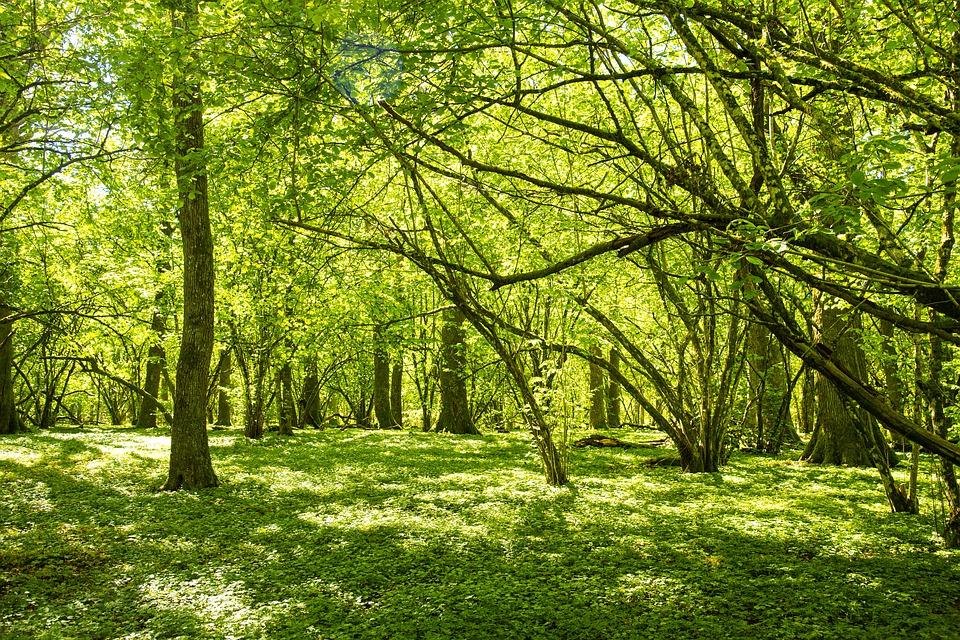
[605,346,621,428]
[301,356,320,428]
[804,302,873,466]
[373,342,393,429]
[391,360,403,428]
[0,305,21,434]
[135,310,166,429]
[588,343,606,429]
[278,361,295,435]
[435,307,478,434]
[215,347,232,426]
[162,0,218,490]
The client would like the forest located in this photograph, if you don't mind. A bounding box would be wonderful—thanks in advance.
[2,0,960,637]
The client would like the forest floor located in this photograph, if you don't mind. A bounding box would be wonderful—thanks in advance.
[1,427,958,640]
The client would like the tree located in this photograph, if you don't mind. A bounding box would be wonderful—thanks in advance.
[605,347,621,429]
[587,344,605,430]
[364,0,960,473]
[135,222,174,430]
[372,336,394,429]
[803,301,874,466]
[215,347,232,427]
[162,0,217,490]
[435,307,478,435]
[390,360,403,428]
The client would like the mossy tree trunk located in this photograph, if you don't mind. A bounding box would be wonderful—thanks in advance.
[435,307,479,434]
[798,366,816,435]
[162,0,217,490]
[136,222,173,430]
[928,131,960,544]
[0,304,22,434]
[803,301,873,466]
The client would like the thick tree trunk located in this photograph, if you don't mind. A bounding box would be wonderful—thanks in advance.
[215,348,231,426]
[804,303,873,466]
[162,0,218,490]
[301,357,320,428]
[588,343,606,429]
[373,343,393,429]
[135,310,166,429]
[605,347,621,428]
[0,305,21,434]
[391,361,403,428]
[929,331,960,542]
[435,307,478,434]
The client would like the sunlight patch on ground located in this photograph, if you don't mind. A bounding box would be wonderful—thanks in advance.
[139,572,273,639]
[0,448,41,464]
[3,478,55,513]
[297,501,492,541]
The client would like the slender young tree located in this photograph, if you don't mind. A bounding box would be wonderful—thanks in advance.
[390,360,403,428]
[588,343,606,430]
[372,338,393,429]
[215,348,232,426]
[605,346,621,429]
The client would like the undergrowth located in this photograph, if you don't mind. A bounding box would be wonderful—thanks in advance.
[1,427,958,639]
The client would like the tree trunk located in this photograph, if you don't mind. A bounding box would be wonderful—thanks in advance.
[243,394,265,440]
[162,0,218,490]
[588,343,606,429]
[435,307,478,434]
[0,305,21,434]
[929,331,960,542]
[878,318,906,448]
[373,343,393,429]
[605,347,621,428]
[135,310,166,429]
[391,360,403,428]
[803,302,875,466]
[278,361,295,435]
[798,365,816,434]
[215,347,232,426]
[301,357,320,428]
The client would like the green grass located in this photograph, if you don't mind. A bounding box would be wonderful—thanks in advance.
[1,427,958,639]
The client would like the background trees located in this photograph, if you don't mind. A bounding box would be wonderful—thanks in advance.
[2,0,960,540]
